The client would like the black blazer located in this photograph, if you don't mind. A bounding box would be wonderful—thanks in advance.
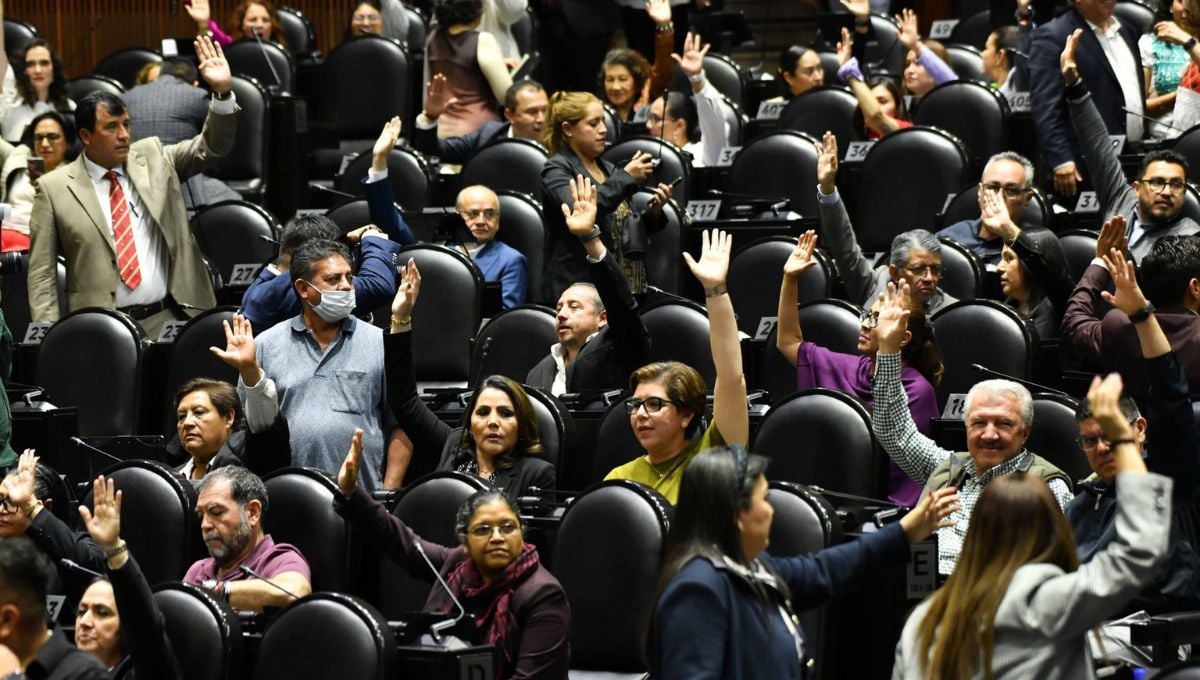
[526,250,650,393]
[384,332,556,495]
[1027,9,1144,170]
[540,147,642,303]
[410,120,511,166]
[171,416,292,481]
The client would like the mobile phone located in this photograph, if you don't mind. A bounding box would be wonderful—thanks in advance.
[667,176,683,188]
[27,157,44,176]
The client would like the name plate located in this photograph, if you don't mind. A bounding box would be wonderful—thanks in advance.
[1074,191,1100,214]
[228,263,261,287]
[157,320,188,343]
[1006,91,1031,113]
[907,538,938,598]
[842,140,875,162]
[713,146,741,167]
[929,19,959,39]
[941,393,968,419]
[686,200,722,221]
[754,316,778,341]
[22,322,52,345]
[756,101,785,120]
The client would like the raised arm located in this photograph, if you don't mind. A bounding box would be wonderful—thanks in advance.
[815,131,876,305]
[646,0,676,99]
[1062,29,1129,209]
[212,314,276,431]
[837,29,903,136]
[166,37,239,178]
[1061,216,1127,362]
[872,283,952,482]
[364,116,416,246]
[674,33,727,168]
[775,230,819,366]
[897,9,957,85]
[685,229,748,446]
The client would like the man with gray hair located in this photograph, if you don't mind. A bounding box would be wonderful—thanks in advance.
[815,131,957,314]
[871,285,1073,574]
[183,466,312,612]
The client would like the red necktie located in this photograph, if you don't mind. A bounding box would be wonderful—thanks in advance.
[105,170,141,290]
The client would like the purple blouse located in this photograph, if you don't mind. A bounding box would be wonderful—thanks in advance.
[795,341,938,506]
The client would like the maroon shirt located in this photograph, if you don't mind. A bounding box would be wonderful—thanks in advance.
[183,534,310,584]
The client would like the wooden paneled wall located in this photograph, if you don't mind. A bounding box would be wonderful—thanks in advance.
[5,1,365,75]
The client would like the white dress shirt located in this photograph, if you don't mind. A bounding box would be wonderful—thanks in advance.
[1087,17,1145,141]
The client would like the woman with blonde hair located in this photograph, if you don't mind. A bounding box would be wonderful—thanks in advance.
[539,90,673,301]
[893,371,1172,679]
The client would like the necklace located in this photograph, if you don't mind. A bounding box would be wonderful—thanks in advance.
[646,454,685,481]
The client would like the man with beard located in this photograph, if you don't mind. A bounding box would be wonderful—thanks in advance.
[182,466,310,611]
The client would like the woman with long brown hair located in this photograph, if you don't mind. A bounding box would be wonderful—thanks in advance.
[894,372,1172,679]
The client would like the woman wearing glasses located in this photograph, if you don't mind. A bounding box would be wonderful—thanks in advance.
[603,229,750,504]
[775,232,942,506]
[336,432,570,679]
[0,111,72,251]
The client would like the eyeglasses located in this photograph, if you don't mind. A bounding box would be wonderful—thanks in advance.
[904,264,943,279]
[33,133,62,144]
[352,13,381,22]
[981,182,1028,198]
[467,522,520,538]
[459,209,498,221]
[1138,177,1187,194]
[0,498,16,514]
[1077,435,1117,450]
[625,397,678,414]
[858,309,880,329]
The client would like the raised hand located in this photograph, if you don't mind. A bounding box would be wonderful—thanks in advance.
[899,486,959,542]
[390,258,421,324]
[338,429,364,497]
[896,8,920,51]
[1061,28,1082,83]
[1096,214,1129,259]
[372,116,402,165]
[875,281,912,354]
[684,228,732,289]
[194,35,232,95]
[78,475,122,551]
[1087,373,1136,442]
[840,0,870,21]
[979,187,1018,242]
[5,449,38,513]
[624,151,655,180]
[783,231,819,279]
[671,32,711,83]
[1100,248,1150,315]
[836,27,854,66]
[646,0,673,27]
[817,131,838,193]
[562,174,599,237]
[424,74,458,120]
[209,314,259,382]
[186,0,212,29]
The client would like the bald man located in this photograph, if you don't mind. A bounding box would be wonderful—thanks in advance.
[454,185,527,309]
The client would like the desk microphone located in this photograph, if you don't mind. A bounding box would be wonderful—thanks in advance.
[69,437,123,467]
[238,564,302,602]
[1121,106,1183,133]
[307,182,356,200]
[251,27,283,91]
[413,541,469,647]
[969,363,1066,397]
[60,559,105,579]
[258,234,281,247]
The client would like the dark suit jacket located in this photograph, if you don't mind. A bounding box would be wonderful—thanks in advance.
[1062,264,1200,400]
[1027,9,1143,170]
[526,251,650,393]
[110,555,182,680]
[411,120,510,166]
[170,416,293,480]
[540,148,641,303]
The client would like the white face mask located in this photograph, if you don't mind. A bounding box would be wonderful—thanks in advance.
[305,281,356,323]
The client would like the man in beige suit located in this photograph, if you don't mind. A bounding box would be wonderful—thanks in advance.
[27,37,238,337]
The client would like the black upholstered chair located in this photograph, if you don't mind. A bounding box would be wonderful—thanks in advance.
[403,5,428,50]
[3,19,38,56]
[325,199,378,235]
[629,190,684,294]
[751,388,883,498]
[190,200,279,301]
[37,309,147,437]
[937,237,984,300]
[640,300,714,386]
[602,102,622,144]
[713,94,748,146]
[1115,0,1157,35]
[940,183,1050,230]
[588,397,640,487]
[553,480,672,675]
[335,146,431,212]
[1174,125,1200,171]
[523,386,572,473]
[778,86,860,146]
[949,9,992,49]
[767,481,845,679]
[461,138,549,197]
[931,299,1036,406]
[944,44,986,82]
[728,130,821,219]
[728,236,833,338]
[602,136,692,201]
[210,75,270,202]
[865,14,904,75]
[94,47,161,89]
[494,191,547,301]
[161,307,239,432]
[913,81,1009,166]
[315,35,411,146]
[671,53,746,106]
[758,299,863,405]
[856,126,971,252]
[83,460,199,584]
[399,244,484,384]
[1055,229,1100,287]
[225,39,295,93]
[376,471,489,618]
[262,468,350,592]
[253,593,398,680]
[469,305,557,386]
[276,6,318,58]
[511,6,537,54]
[1029,392,1091,484]
[153,582,244,680]
[67,74,124,101]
